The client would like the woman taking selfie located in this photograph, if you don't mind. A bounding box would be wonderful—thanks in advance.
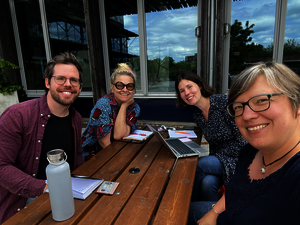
[189,62,300,225]
[81,63,140,161]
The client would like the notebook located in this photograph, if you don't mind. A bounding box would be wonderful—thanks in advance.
[121,130,153,143]
[144,121,209,158]
[46,176,104,200]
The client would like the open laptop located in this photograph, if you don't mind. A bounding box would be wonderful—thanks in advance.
[144,121,209,159]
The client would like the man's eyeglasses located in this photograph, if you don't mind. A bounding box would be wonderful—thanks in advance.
[113,82,135,91]
[226,93,284,118]
[52,75,81,87]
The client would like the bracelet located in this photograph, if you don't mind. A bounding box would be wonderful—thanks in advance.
[211,204,219,215]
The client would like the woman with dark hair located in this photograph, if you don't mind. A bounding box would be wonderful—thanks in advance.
[175,72,247,204]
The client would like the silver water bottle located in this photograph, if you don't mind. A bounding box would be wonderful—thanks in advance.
[46,149,75,221]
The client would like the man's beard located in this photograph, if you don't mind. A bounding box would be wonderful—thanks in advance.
[49,87,79,106]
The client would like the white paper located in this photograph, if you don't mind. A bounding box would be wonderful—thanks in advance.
[179,138,192,142]
[46,177,103,200]
[123,130,153,140]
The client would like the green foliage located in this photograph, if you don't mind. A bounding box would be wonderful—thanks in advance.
[283,39,300,55]
[147,56,195,85]
[230,19,255,47]
[128,55,196,91]
[0,59,22,95]
[229,20,256,75]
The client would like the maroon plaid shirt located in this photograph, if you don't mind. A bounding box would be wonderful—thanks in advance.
[0,94,83,223]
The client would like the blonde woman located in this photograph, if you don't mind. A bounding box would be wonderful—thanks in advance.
[81,63,140,161]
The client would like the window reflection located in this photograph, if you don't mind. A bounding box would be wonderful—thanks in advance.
[145,2,197,92]
[105,3,141,91]
[229,0,276,87]
[14,0,47,90]
[45,0,90,91]
[48,21,86,44]
[283,0,300,75]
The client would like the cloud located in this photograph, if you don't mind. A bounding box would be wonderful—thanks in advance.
[124,0,300,62]
[232,0,300,46]
[125,7,197,62]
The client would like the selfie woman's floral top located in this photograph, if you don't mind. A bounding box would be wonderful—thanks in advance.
[81,93,140,161]
[194,94,247,184]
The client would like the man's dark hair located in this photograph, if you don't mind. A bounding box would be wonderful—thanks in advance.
[175,71,215,108]
[44,52,83,93]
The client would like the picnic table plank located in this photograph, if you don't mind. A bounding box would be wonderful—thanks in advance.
[3,193,51,225]
[91,140,150,181]
[152,156,198,225]
[77,135,163,225]
[72,141,127,176]
[114,145,175,225]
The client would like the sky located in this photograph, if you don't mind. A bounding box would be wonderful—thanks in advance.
[124,0,300,62]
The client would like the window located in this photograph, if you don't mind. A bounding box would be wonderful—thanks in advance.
[45,0,91,91]
[229,0,277,86]
[14,0,47,90]
[104,1,140,91]
[145,2,198,93]
[282,0,300,75]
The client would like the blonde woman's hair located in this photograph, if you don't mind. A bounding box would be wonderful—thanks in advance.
[110,63,136,85]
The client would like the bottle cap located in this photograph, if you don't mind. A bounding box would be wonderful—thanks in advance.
[47,149,65,163]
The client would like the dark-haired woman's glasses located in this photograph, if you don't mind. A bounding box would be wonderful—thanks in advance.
[113,82,135,91]
[52,75,80,87]
[226,93,284,118]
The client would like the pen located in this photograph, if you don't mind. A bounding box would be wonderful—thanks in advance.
[175,131,190,135]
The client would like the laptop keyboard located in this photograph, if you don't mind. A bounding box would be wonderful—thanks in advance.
[166,139,196,155]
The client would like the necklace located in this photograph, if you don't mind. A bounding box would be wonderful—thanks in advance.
[261,140,300,174]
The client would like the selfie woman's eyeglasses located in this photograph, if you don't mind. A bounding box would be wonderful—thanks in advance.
[226,93,284,118]
[113,82,135,91]
[52,75,81,87]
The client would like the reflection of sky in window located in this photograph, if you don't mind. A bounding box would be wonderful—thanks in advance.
[68,26,74,41]
[285,0,300,43]
[123,0,299,62]
[48,22,86,44]
[232,0,300,47]
[125,7,197,63]
[231,0,277,47]
[124,15,139,57]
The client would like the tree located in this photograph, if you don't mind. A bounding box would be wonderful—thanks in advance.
[229,19,255,74]
[283,39,300,55]
[230,20,255,48]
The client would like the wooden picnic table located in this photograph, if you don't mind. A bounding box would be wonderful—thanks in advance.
[4,126,202,225]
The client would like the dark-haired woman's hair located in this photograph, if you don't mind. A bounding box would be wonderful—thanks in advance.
[175,72,215,108]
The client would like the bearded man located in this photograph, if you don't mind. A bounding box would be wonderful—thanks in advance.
[0,52,84,223]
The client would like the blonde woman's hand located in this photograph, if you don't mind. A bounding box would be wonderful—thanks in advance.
[122,96,134,108]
